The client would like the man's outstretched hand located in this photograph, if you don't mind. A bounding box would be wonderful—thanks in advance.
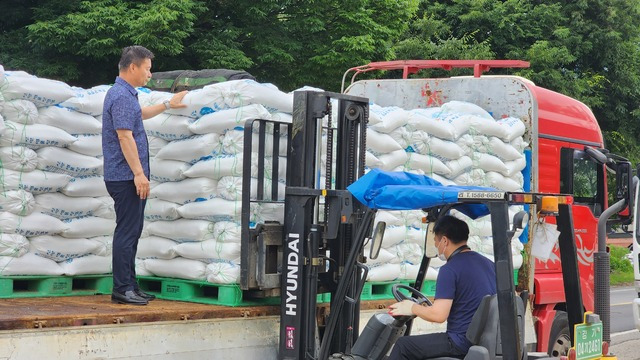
[388,300,416,316]
[169,90,188,108]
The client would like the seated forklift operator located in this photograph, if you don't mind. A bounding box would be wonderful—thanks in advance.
[387,215,497,359]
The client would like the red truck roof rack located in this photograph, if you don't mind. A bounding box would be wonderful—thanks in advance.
[341,60,530,92]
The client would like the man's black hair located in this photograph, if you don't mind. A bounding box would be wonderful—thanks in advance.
[118,45,154,71]
[433,215,469,244]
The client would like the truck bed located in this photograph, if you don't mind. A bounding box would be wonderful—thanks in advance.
[0,295,395,331]
[0,296,410,360]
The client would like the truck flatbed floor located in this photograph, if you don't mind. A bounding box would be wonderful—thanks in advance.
[0,295,396,331]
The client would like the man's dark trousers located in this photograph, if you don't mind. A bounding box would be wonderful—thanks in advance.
[387,333,466,359]
[106,180,146,294]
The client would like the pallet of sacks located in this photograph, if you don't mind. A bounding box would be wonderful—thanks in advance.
[363,101,527,284]
[0,65,114,279]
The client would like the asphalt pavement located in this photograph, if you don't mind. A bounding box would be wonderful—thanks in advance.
[610,330,640,359]
[609,286,640,358]
[611,286,636,333]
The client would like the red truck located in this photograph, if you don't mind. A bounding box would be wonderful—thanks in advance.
[342,60,618,356]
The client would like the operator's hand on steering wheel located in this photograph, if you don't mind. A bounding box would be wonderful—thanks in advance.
[388,300,416,317]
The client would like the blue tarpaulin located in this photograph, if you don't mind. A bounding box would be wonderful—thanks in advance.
[347,169,498,219]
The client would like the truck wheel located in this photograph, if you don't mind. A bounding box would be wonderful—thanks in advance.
[547,311,570,357]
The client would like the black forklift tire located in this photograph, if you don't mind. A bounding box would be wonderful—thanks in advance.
[547,311,571,357]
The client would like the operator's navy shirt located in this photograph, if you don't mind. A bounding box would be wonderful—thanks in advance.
[435,250,497,352]
[102,77,150,181]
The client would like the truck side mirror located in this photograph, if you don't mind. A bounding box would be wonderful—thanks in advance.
[633,169,640,215]
[633,173,640,246]
[615,161,632,202]
[369,221,386,260]
[614,161,634,225]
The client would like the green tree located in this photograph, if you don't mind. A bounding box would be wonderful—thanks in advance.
[0,0,418,91]
[191,0,418,90]
[0,0,206,85]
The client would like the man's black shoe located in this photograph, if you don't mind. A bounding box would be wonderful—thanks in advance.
[111,290,148,305]
[135,289,156,301]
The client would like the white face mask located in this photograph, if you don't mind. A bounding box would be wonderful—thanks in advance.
[437,239,447,262]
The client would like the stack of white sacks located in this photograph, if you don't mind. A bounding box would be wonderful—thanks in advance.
[0,65,115,276]
[0,64,528,287]
[134,81,291,283]
[364,101,527,282]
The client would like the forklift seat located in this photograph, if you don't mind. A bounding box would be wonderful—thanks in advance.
[429,294,525,360]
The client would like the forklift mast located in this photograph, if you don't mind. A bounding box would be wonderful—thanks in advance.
[240,91,370,359]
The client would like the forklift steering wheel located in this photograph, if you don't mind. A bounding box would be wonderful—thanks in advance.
[391,284,432,306]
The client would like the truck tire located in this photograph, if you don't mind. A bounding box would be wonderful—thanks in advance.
[547,311,570,357]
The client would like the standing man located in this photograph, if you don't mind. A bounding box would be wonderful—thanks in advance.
[103,45,187,305]
[387,215,497,359]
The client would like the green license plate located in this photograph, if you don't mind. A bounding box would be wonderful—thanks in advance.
[574,321,603,360]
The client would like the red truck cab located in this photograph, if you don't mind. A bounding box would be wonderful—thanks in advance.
[531,85,604,355]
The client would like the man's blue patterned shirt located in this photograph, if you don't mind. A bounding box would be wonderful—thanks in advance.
[102,76,150,181]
